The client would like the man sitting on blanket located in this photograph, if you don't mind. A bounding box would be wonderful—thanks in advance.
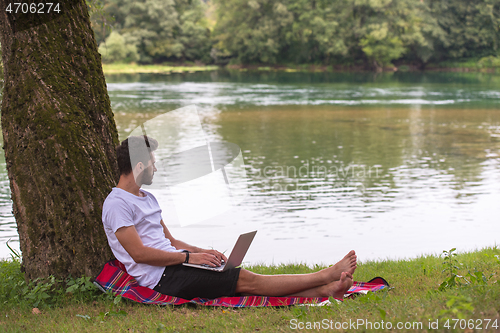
[102,135,357,300]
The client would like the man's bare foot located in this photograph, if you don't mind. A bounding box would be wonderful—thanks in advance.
[326,271,353,299]
[322,250,357,282]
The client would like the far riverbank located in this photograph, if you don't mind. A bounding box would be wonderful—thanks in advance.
[102,58,500,75]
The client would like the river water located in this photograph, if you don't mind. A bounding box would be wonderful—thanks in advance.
[1,71,500,266]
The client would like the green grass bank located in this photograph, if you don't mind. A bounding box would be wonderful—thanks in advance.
[101,57,500,75]
[1,247,500,332]
[101,63,220,75]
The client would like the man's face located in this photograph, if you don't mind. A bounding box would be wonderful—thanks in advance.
[140,153,157,186]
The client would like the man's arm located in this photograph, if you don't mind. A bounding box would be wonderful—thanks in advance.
[115,225,224,267]
[160,220,202,253]
[160,220,228,263]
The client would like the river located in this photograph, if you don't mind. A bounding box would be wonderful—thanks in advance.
[1,70,499,266]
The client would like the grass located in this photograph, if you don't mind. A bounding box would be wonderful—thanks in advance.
[2,247,500,332]
[101,63,220,75]
[426,56,500,72]
[101,56,500,75]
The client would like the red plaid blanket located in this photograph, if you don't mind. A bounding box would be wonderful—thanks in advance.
[93,259,389,307]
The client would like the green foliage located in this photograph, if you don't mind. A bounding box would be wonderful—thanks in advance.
[66,276,100,302]
[101,0,211,63]
[18,275,107,308]
[349,0,441,69]
[87,0,115,45]
[97,296,128,321]
[211,0,462,68]
[356,290,388,320]
[22,276,60,308]
[6,240,20,261]
[176,0,213,62]
[439,248,465,291]
[212,0,293,64]
[0,257,105,309]
[439,295,474,319]
[99,31,139,63]
[439,248,493,291]
[287,0,346,63]
[0,244,127,314]
[359,23,405,69]
[427,0,500,61]
[90,0,500,68]
[0,258,25,306]
[465,270,490,285]
[478,55,500,68]
[290,305,308,319]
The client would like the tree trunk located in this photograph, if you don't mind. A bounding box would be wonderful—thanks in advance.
[0,0,119,280]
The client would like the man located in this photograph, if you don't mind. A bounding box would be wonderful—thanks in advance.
[102,135,357,300]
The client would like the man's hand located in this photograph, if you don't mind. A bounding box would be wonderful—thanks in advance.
[189,249,227,267]
[203,249,227,263]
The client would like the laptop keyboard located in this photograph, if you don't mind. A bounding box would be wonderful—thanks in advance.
[201,262,225,269]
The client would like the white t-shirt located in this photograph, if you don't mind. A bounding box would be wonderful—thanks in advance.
[102,187,183,289]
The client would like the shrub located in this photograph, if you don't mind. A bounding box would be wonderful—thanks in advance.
[99,31,139,63]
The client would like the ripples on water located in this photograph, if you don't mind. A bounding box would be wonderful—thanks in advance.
[1,71,500,263]
[107,82,497,108]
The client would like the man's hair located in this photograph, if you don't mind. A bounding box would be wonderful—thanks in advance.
[116,135,159,175]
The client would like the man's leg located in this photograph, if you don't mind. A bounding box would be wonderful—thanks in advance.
[286,272,353,298]
[235,251,357,297]
[236,269,353,298]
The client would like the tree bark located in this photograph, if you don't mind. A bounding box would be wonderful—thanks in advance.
[0,0,119,280]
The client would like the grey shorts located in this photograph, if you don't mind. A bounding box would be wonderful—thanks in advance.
[153,264,241,300]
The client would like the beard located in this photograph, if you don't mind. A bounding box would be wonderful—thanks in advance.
[140,167,155,186]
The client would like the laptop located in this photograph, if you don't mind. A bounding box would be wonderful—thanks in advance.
[182,230,257,272]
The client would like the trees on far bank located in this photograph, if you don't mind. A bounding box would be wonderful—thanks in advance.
[96,0,212,64]
[94,0,500,69]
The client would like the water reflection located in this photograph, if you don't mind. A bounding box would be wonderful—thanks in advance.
[214,106,499,212]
